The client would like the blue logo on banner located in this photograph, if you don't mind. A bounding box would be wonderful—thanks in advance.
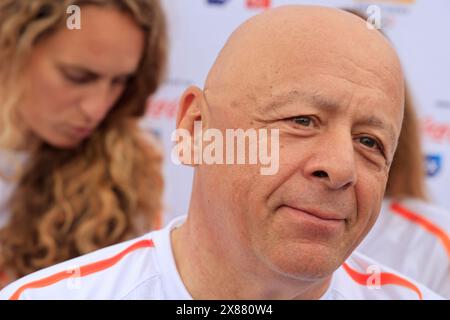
[425,154,443,177]
[207,0,228,4]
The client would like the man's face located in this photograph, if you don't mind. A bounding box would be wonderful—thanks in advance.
[197,19,404,281]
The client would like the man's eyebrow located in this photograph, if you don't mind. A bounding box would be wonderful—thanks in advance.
[261,89,341,113]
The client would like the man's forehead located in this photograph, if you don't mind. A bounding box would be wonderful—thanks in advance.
[209,70,399,108]
[204,6,403,98]
[257,83,396,111]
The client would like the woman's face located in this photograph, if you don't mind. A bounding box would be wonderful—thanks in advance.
[18,5,145,148]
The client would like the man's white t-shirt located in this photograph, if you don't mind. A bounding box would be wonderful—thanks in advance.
[357,198,450,298]
[0,215,442,300]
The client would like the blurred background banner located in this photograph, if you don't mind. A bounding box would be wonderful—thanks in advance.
[141,0,450,223]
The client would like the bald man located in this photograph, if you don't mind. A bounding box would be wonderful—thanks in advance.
[0,6,442,300]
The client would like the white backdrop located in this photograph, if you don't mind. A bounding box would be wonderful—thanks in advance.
[141,0,450,224]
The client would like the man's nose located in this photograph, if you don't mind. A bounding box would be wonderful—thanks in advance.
[303,132,357,190]
[78,82,115,125]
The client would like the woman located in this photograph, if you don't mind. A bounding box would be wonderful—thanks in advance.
[0,0,166,287]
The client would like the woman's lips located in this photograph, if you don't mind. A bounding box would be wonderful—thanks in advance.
[69,126,94,139]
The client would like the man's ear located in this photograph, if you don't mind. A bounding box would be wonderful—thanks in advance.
[174,86,205,167]
[176,86,203,131]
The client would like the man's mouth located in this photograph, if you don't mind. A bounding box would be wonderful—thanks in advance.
[278,204,346,234]
[282,205,345,222]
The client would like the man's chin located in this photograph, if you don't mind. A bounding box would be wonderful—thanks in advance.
[262,241,344,281]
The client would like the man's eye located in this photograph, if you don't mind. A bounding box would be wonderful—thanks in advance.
[291,116,314,127]
[359,136,381,150]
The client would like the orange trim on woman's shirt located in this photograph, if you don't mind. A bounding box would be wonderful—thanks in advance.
[342,262,423,299]
[391,202,450,258]
[9,239,154,300]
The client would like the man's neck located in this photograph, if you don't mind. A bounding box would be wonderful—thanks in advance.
[171,211,332,300]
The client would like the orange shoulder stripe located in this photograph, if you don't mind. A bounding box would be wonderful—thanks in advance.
[391,202,450,258]
[342,262,423,300]
[9,239,154,300]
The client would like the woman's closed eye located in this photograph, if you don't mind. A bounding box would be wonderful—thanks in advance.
[62,69,98,85]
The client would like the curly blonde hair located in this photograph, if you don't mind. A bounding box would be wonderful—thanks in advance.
[0,0,167,282]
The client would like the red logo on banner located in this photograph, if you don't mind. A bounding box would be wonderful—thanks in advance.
[422,117,450,144]
[246,0,271,9]
[146,98,179,119]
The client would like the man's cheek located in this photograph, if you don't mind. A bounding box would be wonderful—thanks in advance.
[359,190,383,233]
[352,179,381,226]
